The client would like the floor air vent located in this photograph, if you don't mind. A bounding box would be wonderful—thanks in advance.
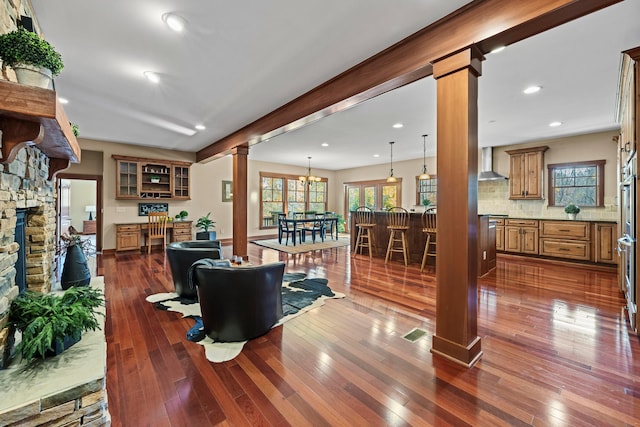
[402,328,427,342]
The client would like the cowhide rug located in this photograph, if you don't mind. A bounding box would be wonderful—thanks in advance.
[146,273,344,363]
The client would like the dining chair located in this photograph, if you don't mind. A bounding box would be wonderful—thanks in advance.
[352,206,376,258]
[421,211,437,271]
[304,213,326,243]
[279,213,302,246]
[324,211,337,238]
[147,212,168,254]
[385,207,410,266]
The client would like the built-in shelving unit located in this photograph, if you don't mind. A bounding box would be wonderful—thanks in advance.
[112,155,191,200]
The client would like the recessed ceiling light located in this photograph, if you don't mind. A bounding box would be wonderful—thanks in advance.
[490,46,505,54]
[392,123,404,129]
[162,13,186,32]
[321,142,329,147]
[58,97,69,104]
[549,121,563,127]
[523,85,542,94]
[143,71,160,84]
[195,124,206,130]
[373,154,380,158]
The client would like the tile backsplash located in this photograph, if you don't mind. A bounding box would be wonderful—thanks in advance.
[478,180,617,221]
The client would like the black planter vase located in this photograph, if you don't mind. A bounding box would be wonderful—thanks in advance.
[61,244,91,289]
[196,231,217,240]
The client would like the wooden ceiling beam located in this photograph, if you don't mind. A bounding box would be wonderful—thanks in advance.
[196,0,621,163]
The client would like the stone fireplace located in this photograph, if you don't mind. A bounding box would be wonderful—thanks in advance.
[0,147,57,367]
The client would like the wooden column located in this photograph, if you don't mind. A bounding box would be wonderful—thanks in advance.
[232,146,249,259]
[431,47,483,367]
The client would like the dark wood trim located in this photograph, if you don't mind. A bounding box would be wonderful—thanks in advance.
[232,146,249,259]
[196,0,620,163]
[504,145,550,155]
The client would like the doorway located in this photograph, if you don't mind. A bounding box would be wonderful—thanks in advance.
[56,174,103,253]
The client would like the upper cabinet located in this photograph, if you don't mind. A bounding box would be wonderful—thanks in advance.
[617,47,640,165]
[113,155,191,200]
[505,146,548,200]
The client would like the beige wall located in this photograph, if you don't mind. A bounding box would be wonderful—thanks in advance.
[69,179,96,231]
[481,130,619,220]
[80,129,618,249]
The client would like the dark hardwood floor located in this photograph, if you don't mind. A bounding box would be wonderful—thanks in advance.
[99,244,640,426]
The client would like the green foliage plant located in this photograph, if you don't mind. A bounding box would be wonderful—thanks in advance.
[196,212,216,232]
[564,203,581,214]
[422,198,431,207]
[0,27,64,75]
[176,210,188,220]
[9,287,104,361]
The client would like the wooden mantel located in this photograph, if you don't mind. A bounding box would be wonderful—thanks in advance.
[0,79,81,179]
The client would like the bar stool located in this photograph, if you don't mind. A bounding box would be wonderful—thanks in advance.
[385,207,410,266]
[352,206,376,258]
[421,211,437,271]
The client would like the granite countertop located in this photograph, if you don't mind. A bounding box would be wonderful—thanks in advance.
[482,214,617,223]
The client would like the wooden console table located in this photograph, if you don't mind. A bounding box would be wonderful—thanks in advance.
[83,220,97,235]
[115,220,192,251]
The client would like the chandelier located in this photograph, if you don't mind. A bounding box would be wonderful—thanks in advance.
[386,141,397,182]
[299,156,321,185]
[418,134,430,180]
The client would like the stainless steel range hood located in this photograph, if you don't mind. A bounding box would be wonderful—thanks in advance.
[478,147,508,181]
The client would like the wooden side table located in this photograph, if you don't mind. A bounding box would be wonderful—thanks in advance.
[83,220,96,235]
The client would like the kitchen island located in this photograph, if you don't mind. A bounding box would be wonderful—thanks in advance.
[350,212,496,276]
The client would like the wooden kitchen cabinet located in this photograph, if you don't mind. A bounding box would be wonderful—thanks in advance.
[113,155,191,200]
[116,224,140,251]
[505,146,548,200]
[594,222,617,264]
[505,219,539,254]
[617,48,640,165]
[491,217,505,251]
[539,220,591,261]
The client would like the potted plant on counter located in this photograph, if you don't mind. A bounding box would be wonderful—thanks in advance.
[564,203,580,220]
[175,210,188,221]
[196,212,216,240]
[9,286,104,362]
[0,27,64,88]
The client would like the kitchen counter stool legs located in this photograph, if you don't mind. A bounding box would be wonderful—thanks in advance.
[385,207,410,266]
[352,206,376,258]
[421,211,437,271]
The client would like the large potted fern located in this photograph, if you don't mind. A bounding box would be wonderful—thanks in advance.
[9,287,104,362]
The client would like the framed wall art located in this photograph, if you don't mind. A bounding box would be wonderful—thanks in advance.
[222,180,233,202]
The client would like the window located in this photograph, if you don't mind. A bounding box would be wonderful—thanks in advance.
[547,160,605,207]
[344,179,402,232]
[416,175,437,207]
[260,172,328,228]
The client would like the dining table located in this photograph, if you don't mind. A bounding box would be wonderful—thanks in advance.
[278,215,339,245]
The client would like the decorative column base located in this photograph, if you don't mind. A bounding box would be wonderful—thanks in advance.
[432,335,483,368]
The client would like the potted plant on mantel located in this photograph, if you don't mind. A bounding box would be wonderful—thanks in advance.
[564,203,581,220]
[9,286,104,363]
[0,27,64,88]
[196,212,217,240]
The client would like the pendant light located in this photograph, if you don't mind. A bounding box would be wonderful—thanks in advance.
[418,134,430,180]
[299,156,320,186]
[386,141,397,183]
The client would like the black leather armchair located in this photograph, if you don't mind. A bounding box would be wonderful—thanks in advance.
[191,261,285,342]
[166,240,223,298]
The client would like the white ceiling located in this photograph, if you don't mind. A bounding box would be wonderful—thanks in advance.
[31,1,640,171]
